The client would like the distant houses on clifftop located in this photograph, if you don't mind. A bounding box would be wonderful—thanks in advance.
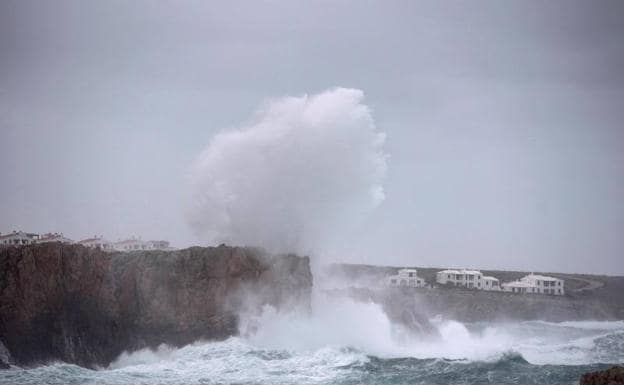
[77,236,172,252]
[0,230,172,252]
[387,267,565,296]
[0,230,43,246]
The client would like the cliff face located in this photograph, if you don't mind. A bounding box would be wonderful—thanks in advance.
[580,366,624,385]
[0,243,312,368]
[412,287,617,322]
[333,285,619,326]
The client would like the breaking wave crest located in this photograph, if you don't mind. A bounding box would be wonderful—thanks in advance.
[187,87,387,257]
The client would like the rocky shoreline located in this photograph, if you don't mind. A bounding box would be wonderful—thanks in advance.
[580,366,624,385]
[0,243,312,369]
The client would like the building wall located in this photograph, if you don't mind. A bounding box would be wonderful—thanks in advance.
[502,277,564,295]
[388,270,427,288]
[0,232,39,246]
[80,240,114,251]
[114,240,170,252]
[436,271,483,288]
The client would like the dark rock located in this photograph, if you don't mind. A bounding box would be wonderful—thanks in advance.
[0,243,312,368]
[0,341,10,369]
[580,366,624,385]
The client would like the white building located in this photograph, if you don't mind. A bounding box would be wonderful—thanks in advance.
[78,236,114,251]
[114,238,147,251]
[502,274,564,295]
[147,240,170,250]
[114,238,171,252]
[482,276,500,291]
[436,269,500,291]
[387,268,427,288]
[36,232,74,244]
[501,280,538,294]
[0,231,40,246]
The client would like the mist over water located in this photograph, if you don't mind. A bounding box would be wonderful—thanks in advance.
[187,87,387,256]
[239,297,624,366]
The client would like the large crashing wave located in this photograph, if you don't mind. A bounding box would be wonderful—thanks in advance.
[187,88,387,255]
[3,319,622,384]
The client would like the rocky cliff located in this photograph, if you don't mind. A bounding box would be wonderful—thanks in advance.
[0,243,312,368]
[580,366,624,385]
[333,285,618,324]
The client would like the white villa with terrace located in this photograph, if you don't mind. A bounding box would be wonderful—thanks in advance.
[0,231,40,246]
[387,268,427,288]
[502,273,565,295]
[436,269,500,291]
[1,229,172,253]
[36,232,74,244]
[113,238,171,252]
[78,236,115,251]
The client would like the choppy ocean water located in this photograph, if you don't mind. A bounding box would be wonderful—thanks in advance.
[2,300,623,385]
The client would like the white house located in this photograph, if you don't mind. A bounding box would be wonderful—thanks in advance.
[502,274,564,295]
[114,238,171,252]
[147,240,170,250]
[436,269,500,291]
[387,268,427,288]
[482,276,501,291]
[78,236,114,251]
[501,279,539,294]
[114,238,147,251]
[36,232,74,244]
[0,231,40,246]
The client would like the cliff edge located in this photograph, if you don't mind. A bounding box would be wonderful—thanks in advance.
[0,243,312,368]
[580,366,624,385]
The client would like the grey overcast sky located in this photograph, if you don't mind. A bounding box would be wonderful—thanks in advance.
[1,1,623,274]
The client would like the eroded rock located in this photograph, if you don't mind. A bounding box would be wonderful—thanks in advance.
[0,243,312,368]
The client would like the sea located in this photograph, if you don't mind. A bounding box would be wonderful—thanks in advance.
[1,297,622,385]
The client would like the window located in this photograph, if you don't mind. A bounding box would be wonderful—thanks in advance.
[448,274,451,279]
[409,272,414,277]
[390,279,396,285]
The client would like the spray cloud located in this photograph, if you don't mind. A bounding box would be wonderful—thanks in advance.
[188,87,387,255]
